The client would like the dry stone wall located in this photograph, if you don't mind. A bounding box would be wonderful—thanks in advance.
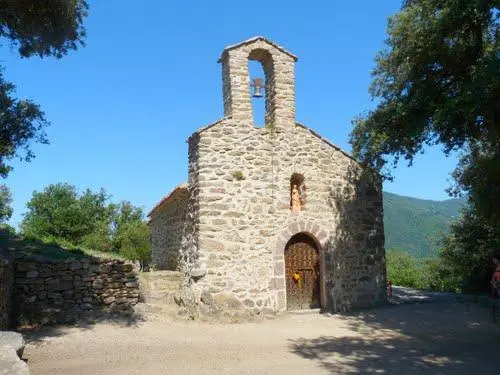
[12,256,139,326]
[0,255,14,329]
[150,189,189,270]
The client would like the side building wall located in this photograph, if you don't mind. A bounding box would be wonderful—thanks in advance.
[150,189,189,271]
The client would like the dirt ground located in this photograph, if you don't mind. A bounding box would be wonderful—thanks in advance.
[22,301,500,375]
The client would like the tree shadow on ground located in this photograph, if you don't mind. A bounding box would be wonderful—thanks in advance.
[289,302,500,374]
[18,311,145,346]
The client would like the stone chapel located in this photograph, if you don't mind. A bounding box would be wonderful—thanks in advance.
[148,37,387,314]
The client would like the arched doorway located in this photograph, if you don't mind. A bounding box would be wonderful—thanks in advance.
[284,233,321,310]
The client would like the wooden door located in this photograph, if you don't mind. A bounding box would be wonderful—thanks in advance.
[285,233,320,310]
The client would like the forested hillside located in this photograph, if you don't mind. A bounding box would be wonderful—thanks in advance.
[383,192,465,259]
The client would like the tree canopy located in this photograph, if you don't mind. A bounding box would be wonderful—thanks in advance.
[21,182,151,263]
[0,184,12,222]
[350,0,499,207]
[117,221,152,271]
[21,183,108,244]
[0,0,89,177]
[351,0,498,169]
[351,0,499,292]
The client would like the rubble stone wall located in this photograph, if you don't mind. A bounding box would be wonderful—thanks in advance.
[13,257,139,326]
[0,255,14,329]
[150,189,189,270]
[190,119,386,314]
[183,38,386,314]
[150,38,387,317]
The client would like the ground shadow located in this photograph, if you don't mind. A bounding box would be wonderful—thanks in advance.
[291,161,500,373]
[322,163,386,312]
[18,311,145,346]
[289,301,500,374]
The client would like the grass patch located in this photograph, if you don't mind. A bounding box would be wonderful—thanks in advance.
[231,170,245,181]
[0,230,126,261]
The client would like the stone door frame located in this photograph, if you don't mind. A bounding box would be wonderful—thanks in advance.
[273,219,329,311]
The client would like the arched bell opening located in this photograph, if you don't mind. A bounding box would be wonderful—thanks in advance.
[248,60,266,127]
[284,232,321,310]
[248,48,274,128]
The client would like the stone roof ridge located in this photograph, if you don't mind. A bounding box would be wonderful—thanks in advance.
[147,183,189,217]
[187,117,231,141]
[295,122,358,163]
[218,36,298,62]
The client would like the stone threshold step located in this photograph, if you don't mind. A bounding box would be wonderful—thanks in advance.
[287,308,321,315]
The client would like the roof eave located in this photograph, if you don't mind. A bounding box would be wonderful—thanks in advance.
[217,36,298,63]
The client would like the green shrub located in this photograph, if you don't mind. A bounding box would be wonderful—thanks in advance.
[231,171,245,181]
[117,222,151,270]
[386,248,465,292]
[386,249,421,288]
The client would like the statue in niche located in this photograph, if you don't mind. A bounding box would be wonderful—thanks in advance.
[291,184,301,213]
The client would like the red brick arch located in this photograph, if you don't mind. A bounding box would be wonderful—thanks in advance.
[272,219,329,311]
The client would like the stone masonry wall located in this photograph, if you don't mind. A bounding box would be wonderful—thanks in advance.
[0,255,14,329]
[189,119,386,314]
[12,256,139,326]
[182,38,386,314]
[220,37,296,131]
[150,189,189,270]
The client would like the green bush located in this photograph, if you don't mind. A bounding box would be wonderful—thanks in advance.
[422,258,462,293]
[20,183,148,259]
[386,248,465,292]
[0,223,16,236]
[117,222,151,270]
[386,249,421,288]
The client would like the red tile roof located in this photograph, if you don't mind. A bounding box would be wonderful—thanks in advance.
[147,183,189,218]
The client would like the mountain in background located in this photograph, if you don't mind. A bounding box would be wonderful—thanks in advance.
[383,192,465,259]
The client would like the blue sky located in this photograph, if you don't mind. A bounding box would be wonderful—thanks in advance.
[1,0,459,228]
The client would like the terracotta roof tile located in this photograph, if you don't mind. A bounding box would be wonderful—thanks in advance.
[147,183,189,217]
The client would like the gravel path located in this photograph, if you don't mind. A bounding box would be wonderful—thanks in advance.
[23,301,500,375]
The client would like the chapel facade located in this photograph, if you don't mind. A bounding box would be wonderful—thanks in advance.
[148,37,387,313]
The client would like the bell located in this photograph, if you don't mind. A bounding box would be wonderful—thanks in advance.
[251,78,264,98]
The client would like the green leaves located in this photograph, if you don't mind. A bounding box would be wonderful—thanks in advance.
[439,206,500,293]
[387,205,500,293]
[116,222,151,268]
[0,0,89,177]
[109,201,145,252]
[0,0,89,58]
[386,248,462,292]
[351,0,499,180]
[21,183,151,265]
[22,183,108,244]
[0,71,49,177]
[0,184,12,222]
[351,1,500,292]
[386,249,422,288]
